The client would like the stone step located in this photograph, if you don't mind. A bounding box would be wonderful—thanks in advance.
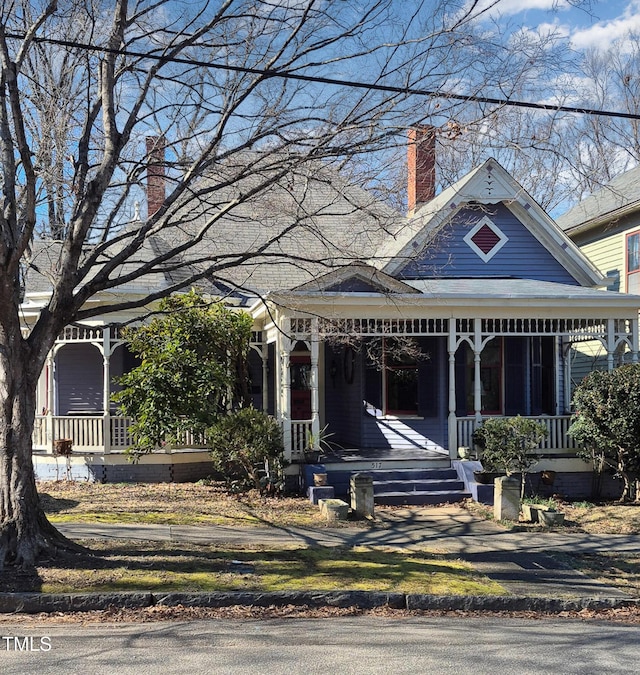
[305,462,470,506]
[372,478,465,494]
[367,468,458,482]
[374,489,470,506]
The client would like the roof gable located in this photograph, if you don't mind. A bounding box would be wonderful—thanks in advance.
[374,159,605,288]
[398,202,580,285]
[292,264,419,294]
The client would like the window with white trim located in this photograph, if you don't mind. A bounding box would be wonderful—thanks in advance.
[463,216,508,262]
[627,230,640,293]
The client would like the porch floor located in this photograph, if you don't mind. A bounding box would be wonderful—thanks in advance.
[319,447,449,463]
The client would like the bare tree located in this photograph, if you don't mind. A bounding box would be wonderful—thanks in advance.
[431,29,640,216]
[0,0,572,566]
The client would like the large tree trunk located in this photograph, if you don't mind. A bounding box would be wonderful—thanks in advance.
[0,331,78,568]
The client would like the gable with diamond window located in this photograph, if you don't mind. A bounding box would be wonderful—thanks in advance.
[463,216,508,262]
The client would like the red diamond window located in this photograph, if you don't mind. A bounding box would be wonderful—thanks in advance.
[470,224,500,255]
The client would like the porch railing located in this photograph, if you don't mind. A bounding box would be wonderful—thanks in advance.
[456,415,578,451]
[34,415,129,453]
[33,415,216,454]
[291,419,312,459]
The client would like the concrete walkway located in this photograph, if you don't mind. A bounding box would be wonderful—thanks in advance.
[56,506,638,600]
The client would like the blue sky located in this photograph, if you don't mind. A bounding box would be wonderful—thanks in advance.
[480,0,640,49]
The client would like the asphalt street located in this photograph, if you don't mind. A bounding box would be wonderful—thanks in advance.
[2,616,640,674]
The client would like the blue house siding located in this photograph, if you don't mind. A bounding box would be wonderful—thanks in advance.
[399,203,580,284]
[324,345,363,448]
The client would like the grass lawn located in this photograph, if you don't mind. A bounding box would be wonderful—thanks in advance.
[0,540,506,596]
[464,498,640,598]
[555,552,640,598]
[33,480,640,600]
[38,480,334,529]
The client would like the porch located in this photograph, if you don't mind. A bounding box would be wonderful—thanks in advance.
[291,414,578,465]
[32,414,206,454]
[31,414,213,484]
[32,412,578,461]
[266,304,638,472]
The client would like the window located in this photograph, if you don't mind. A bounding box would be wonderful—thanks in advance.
[463,216,508,262]
[384,339,418,415]
[463,338,502,414]
[627,231,640,293]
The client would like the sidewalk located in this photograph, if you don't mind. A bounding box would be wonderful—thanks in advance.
[56,505,637,600]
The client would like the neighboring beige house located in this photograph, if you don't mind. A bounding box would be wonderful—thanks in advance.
[557,166,640,386]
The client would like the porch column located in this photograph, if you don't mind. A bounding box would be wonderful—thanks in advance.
[280,331,293,462]
[563,340,573,413]
[46,351,55,454]
[261,345,269,411]
[554,336,562,415]
[102,327,112,454]
[310,318,320,448]
[606,318,615,371]
[633,317,639,364]
[473,322,482,424]
[447,324,457,459]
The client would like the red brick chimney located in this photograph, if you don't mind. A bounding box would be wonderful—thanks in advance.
[146,136,166,218]
[407,125,436,215]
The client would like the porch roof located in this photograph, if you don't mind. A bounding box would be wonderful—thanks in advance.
[403,277,640,303]
[274,277,640,305]
[266,276,640,320]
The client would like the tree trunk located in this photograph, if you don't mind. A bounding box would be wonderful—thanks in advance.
[617,463,633,503]
[0,342,78,568]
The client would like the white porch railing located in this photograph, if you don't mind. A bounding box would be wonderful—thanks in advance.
[291,419,312,459]
[34,415,129,453]
[110,416,134,449]
[456,415,578,451]
[33,415,215,453]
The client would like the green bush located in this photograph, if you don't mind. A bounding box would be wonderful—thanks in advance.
[472,416,547,497]
[114,291,252,455]
[570,364,640,502]
[208,408,286,494]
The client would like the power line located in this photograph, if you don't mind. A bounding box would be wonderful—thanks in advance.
[7,31,640,121]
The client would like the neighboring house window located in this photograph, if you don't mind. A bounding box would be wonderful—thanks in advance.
[627,231,640,293]
[384,338,418,415]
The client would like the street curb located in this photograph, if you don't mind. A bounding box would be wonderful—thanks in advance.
[1,591,638,615]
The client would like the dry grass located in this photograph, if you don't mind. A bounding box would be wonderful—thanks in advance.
[462,498,640,596]
[463,498,640,535]
[32,481,640,604]
[561,502,640,534]
[6,603,640,626]
[38,480,348,529]
[555,552,640,598]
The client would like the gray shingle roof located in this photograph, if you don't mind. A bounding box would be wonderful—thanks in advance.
[22,158,402,301]
[404,277,639,301]
[165,160,402,296]
[556,164,640,233]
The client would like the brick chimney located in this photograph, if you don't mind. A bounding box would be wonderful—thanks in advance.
[146,136,166,218]
[407,124,436,215]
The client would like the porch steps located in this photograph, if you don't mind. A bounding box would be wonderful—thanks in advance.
[307,465,469,506]
[372,468,469,506]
